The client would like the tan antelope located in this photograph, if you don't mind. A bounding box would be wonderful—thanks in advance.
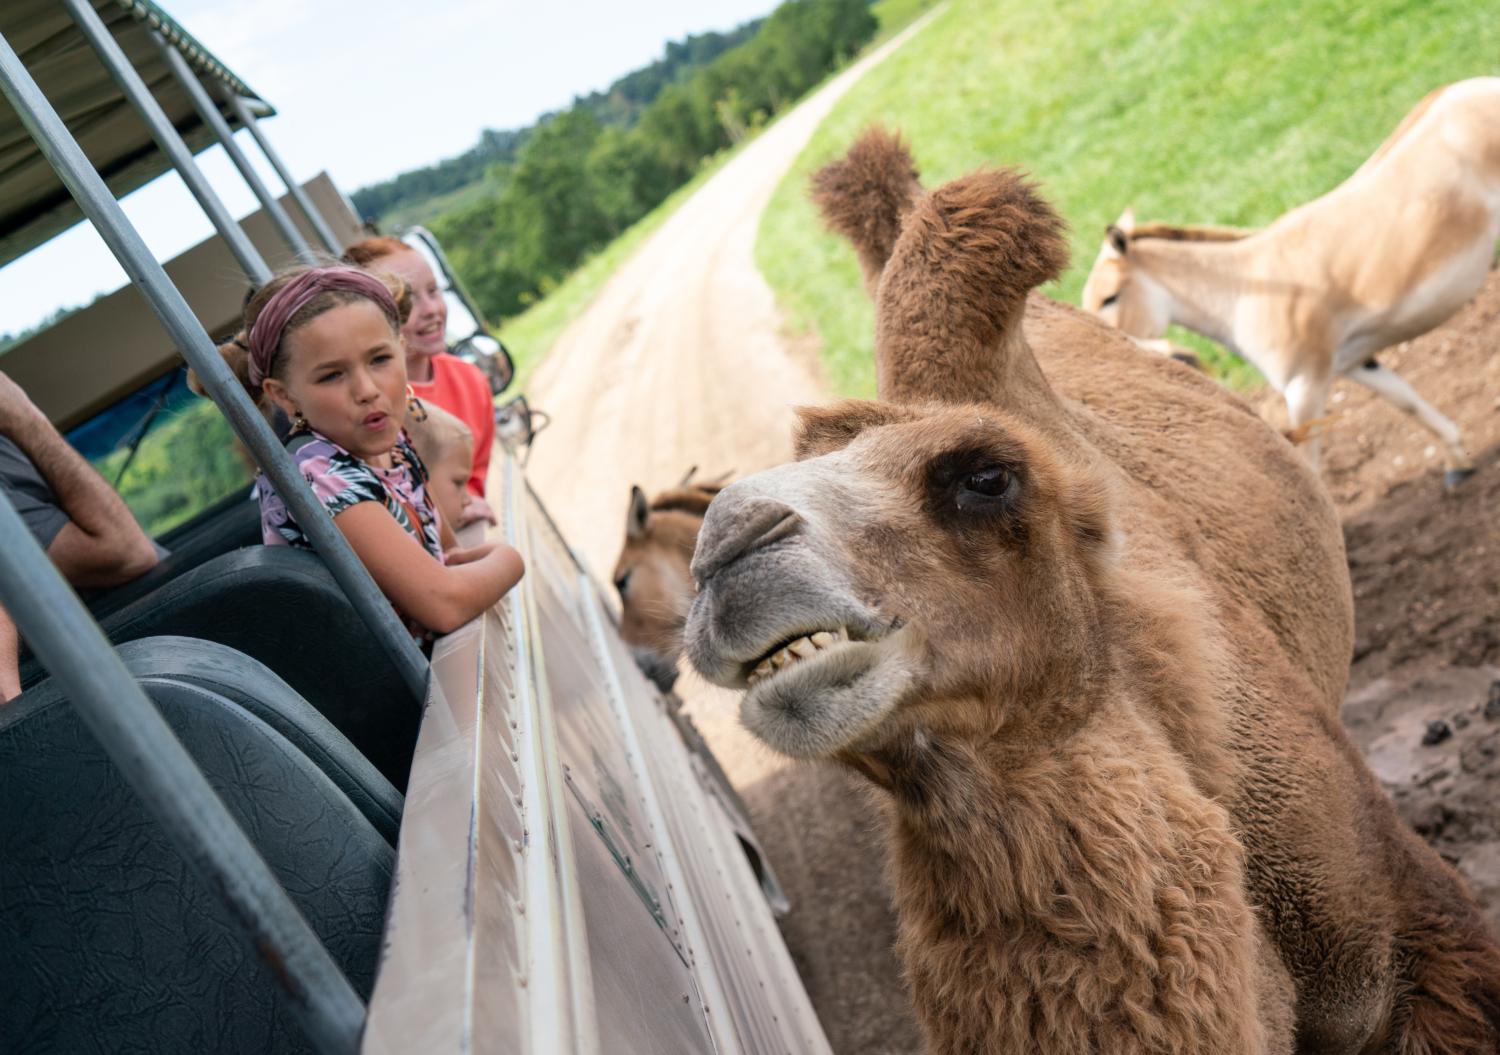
[1081,77,1500,487]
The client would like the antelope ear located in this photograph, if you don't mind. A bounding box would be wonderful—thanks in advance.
[1106,224,1130,255]
[626,485,650,541]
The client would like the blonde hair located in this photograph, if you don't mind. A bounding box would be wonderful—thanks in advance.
[406,402,473,467]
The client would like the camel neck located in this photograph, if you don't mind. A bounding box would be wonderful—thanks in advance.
[1131,237,1254,351]
[878,315,1068,425]
[877,712,1264,1053]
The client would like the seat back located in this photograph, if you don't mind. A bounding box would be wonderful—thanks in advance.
[0,660,393,1052]
[84,488,263,623]
[23,546,421,787]
[117,635,403,845]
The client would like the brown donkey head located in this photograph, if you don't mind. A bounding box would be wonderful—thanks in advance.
[613,475,724,691]
[685,168,1132,767]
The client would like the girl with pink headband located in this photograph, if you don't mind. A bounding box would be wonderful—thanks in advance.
[221,264,523,643]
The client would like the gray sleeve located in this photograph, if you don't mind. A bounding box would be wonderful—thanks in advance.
[0,435,70,549]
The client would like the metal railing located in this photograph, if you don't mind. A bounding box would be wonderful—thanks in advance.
[150,31,318,263]
[0,20,438,1053]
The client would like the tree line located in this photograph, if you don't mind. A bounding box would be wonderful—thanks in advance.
[350,20,762,223]
[427,0,878,323]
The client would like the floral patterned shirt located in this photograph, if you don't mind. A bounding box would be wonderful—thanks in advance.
[257,429,446,639]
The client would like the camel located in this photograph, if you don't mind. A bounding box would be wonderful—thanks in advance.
[613,470,726,692]
[612,469,926,1051]
[682,128,1500,1054]
[1080,77,1500,485]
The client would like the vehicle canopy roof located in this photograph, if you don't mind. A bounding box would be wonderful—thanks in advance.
[0,0,270,269]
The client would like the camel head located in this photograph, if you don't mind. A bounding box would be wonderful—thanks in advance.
[685,160,1121,772]
[684,400,1118,766]
[613,477,724,692]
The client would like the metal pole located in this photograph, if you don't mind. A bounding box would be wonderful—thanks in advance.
[149,32,316,263]
[0,32,430,702]
[0,465,364,1051]
[62,0,271,287]
[230,96,345,256]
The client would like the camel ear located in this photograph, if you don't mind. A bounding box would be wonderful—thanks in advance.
[626,485,650,541]
[1106,224,1130,255]
[794,399,916,460]
[1116,206,1135,232]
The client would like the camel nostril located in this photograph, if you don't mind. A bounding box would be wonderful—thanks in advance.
[692,499,803,583]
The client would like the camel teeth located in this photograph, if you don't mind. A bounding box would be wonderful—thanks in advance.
[811,631,834,649]
[771,648,792,669]
[790,637,817,659]
[754,659,773,678]
[836,627,850,641]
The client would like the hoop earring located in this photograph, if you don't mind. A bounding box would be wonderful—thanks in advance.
[406,384,428,423]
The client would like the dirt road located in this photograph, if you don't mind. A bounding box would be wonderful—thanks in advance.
[523,14,939,1054]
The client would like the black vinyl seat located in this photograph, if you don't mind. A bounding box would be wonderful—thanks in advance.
[82,487,263,624]
[0,640,394,1054]
[118,636,403,845]
[21,546,422,788]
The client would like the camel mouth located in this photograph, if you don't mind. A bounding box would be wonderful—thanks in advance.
[743,626,858,687]
[736,620,923,759]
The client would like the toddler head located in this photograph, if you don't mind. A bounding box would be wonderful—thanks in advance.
[406,402,474,529]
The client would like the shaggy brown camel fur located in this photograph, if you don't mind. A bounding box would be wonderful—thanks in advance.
[682,129,1500,1054]
[1081,78,1500,485]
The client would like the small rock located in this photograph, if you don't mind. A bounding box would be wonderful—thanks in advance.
[1423,719,1453,746]
[1486,682,1500,722]
[1454,712,1471,730]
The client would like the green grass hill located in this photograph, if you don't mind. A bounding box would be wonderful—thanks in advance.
[757,0,1497,396]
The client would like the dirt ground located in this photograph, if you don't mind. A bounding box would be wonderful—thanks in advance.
[1256,269,1500,934]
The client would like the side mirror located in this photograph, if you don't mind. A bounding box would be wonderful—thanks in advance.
[495,395,534,450]
[452,333,515,397]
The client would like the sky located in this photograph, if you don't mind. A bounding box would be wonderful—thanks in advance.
[0,0,778,335]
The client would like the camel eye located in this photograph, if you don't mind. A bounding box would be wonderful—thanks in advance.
[1101,292,1120,308]
[956,465,1017,514]
[614,571,631,597]
[963,467,1011,497]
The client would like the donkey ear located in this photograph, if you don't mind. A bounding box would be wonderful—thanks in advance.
[626,485,650,541]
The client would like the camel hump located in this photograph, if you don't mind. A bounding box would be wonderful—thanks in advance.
[810,126,923,294]
[875,169,1069,408]
[894,168,1069,310]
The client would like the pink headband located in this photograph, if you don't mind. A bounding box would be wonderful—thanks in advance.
[246,266,400,388]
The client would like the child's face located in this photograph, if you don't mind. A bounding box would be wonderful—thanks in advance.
[379,248,448,361]
[268,300,408,461]
[429,440,473,529]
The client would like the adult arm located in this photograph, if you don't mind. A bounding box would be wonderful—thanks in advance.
[0,373,157,588]
[334,502,524,635]
[0,607,19,702]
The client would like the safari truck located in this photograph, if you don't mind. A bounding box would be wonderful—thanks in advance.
[0,3,829,1053]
